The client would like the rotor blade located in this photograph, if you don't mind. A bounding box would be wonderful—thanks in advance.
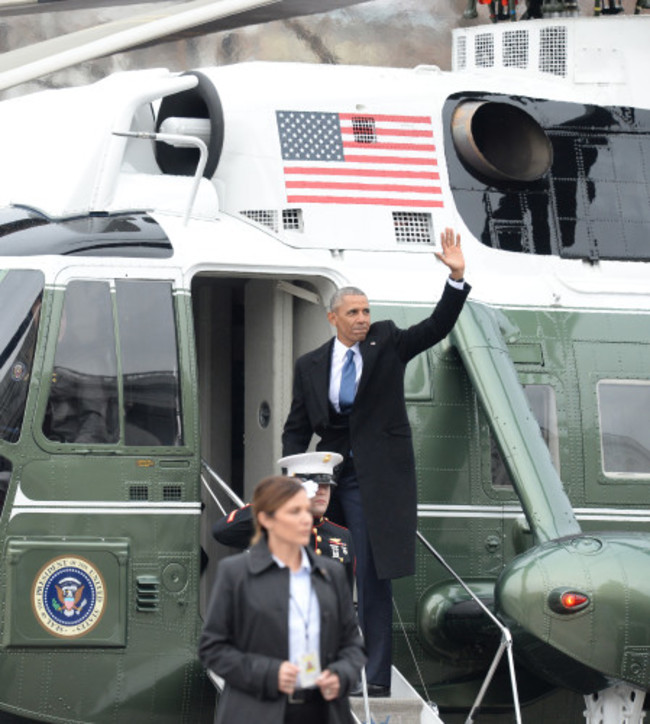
[0,0,371,93]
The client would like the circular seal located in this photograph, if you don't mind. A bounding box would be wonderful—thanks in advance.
[11,361,27,381]
[32,556,106,638]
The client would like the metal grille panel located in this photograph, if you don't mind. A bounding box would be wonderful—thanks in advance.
[503,29,529,68]
[393,212,433,245]
[240,210,279,233]
[475,33,495,68]
[539,26,568,76]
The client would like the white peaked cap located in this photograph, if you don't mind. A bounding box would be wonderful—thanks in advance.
[277,451,343,479]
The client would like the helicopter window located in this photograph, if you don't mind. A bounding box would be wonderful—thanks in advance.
[115,280,183,446]
[0,270,43,443]
[491,383,559,488]
[43,281,119,444]
[598,381,650,476]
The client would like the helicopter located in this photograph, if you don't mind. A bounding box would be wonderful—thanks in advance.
[0,0,649,721]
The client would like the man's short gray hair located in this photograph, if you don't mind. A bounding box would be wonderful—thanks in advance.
[329,286,367,313]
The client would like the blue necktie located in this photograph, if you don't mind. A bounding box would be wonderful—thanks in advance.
[339,349,356,414]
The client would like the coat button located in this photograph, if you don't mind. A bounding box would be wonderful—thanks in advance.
[316,549,322,555]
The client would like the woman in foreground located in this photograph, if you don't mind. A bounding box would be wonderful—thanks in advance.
[199,475,366,724]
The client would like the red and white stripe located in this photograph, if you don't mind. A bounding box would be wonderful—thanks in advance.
[283,113,443,208]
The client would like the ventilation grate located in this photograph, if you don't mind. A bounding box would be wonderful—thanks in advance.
[503,29,529,68]
[475,33,495,68]
[136,575,160,612]
[282,208,303,231]
[129,484,149,501]
[539,26,567,77]
[351,116,376,144]
[393,212,433,245]
[163,485,183,501]
[240,210,279,233]
[456,36,467,70]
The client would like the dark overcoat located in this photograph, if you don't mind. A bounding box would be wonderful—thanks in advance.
[199,539,366,724]
[282,282,470,580]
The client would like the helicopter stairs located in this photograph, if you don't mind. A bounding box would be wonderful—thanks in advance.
[350,666,443,724]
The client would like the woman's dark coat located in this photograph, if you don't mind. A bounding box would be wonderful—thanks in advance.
[199,539,366,724]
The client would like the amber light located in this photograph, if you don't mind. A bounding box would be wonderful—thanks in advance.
[548,587,590,614]
[561,592,588,609]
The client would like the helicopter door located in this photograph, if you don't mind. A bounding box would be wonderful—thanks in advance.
[242,279,294,498]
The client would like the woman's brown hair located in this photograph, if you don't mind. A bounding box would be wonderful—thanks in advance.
[251,475,304,544]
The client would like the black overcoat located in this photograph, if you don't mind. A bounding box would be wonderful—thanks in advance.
[282,282,470,579]
[199,539,366,724]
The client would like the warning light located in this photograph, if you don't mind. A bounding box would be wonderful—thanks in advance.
[548,588,590,614]
[561,592,588,609]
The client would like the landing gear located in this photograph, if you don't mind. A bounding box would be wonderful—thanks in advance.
[584,685,646,724]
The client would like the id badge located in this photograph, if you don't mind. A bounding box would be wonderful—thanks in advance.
[298,650,321,688]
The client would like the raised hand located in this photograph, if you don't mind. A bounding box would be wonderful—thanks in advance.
[435,227,465,281]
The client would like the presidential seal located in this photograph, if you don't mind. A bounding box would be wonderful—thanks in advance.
[32,556,106,638]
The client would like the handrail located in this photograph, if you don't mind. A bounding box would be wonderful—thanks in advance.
[417,531,522,724]
[200,459,245,509]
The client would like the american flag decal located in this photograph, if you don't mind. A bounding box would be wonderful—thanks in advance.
[276,111,443,208]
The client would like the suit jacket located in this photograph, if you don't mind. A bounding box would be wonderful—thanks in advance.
[199,539,366,724]
[282,282,471,579]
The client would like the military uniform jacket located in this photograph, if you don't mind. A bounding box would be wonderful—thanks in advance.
[199,538,366,724]
[282,282,470,580]
[212,506,355,591]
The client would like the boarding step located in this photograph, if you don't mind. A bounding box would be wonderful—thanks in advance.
[350,667,444,724]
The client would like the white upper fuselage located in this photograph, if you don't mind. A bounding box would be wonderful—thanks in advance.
[0,15,647,314]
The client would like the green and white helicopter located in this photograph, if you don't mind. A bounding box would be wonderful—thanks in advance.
[0,1,649,722]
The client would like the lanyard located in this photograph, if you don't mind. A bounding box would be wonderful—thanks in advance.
[290,585,314,650]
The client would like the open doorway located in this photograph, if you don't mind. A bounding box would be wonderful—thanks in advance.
[192,273,334,609]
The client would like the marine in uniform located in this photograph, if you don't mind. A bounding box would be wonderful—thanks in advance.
[212,452,355,591]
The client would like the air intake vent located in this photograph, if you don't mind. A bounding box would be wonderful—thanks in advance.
[351,116,376,144]
[539,26,567,76]
[136,575,160,612]
[163,485,183,501]
[282,208,303,231]
[475,33,495,68]
[456,36,467,70]
[240,210,278,232]
[393,212,433,245]
[129,484,149,501]
[503,29,528,68]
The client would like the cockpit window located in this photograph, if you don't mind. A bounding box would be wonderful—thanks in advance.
[42,278,183,447]
[43,281,119,444]
[0,270,44,442]
[598,380,650,476]
[115,280,183,446]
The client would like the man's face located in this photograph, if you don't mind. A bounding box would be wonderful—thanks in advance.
[327,294,370,347]
[309,483,331,519]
